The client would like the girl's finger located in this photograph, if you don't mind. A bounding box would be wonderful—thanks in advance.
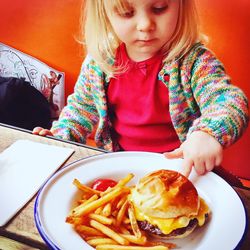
[215,154,223,167]
[163,147,183,159]
[193,160,206,175]
[205,159,215,172]
[39,129,52,136]
[32,127,43,134]
[182,158,193,177]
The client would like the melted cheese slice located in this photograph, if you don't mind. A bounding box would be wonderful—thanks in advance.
[134,198,210,235]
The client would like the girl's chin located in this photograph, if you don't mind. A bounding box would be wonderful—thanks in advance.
[126,46,161,61]
[130,50,160,61]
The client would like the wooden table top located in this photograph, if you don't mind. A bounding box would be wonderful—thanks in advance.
[0,123,249,250]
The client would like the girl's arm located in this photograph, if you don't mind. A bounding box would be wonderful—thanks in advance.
[165,46,249,176]
[188,47,249,147]
[50,56,99,143]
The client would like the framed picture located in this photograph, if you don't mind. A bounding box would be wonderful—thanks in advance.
[0,42,65,119]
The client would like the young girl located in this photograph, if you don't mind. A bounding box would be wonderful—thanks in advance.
[33,0,249,177]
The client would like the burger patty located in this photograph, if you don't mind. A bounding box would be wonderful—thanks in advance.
[138,214,208,237]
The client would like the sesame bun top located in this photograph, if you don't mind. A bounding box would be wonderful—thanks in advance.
[130,169,200,219]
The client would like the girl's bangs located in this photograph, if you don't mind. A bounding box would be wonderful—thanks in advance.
[104,0,131,14]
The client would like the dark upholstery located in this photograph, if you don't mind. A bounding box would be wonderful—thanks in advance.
[0,76,51,130]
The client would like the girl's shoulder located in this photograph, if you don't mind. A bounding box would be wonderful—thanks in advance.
[81,55,102,72]
[81,54,112,82]
[181,42,222,68]
[161,42,223,75]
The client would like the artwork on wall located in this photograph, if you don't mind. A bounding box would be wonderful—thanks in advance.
[0,42,65,119]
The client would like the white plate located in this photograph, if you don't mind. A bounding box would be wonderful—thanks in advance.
[34,152,247,250]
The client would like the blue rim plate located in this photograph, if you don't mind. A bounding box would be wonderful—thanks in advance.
[34,151,247,250]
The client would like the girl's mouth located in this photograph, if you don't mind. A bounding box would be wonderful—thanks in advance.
[136,39,156,45]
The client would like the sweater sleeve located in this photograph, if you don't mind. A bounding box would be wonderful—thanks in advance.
[51,55,99,143]
[187,47,249,147]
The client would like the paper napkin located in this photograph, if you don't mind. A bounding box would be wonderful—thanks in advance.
[0,139,74,226]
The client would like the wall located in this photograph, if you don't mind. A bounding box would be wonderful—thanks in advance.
[196,0,250,179]
[1,0,249,178]
[0,0,84,98]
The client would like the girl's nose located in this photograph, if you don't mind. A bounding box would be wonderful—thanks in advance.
[136,14,154,32]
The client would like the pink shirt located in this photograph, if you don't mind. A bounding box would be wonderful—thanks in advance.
[107,44,180,152]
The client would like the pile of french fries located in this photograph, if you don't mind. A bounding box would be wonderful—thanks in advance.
[66,173,176,250]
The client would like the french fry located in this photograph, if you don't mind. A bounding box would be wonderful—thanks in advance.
[87,238,118,247]
[73,178,101,195]
[75,225,104,236]
[112,210,119,217]
[128,202,142,238]
[116,195,128,209]
[89,213,113,225]
[65,216,84,225]
[121,234,147,245]
[116,173,134,187]
[119,225,131,235]
[72,187,123,217]
[67,194,99,219]
[84,194,99,204]
[90,220,129,246]
[78,199,87,204]
[96,245,169,250]
[116,200,129,226]
[85,236,104,240]
[102,203,112,217]
[95,206,103,214]
[81,193,92,200]
[123,217,130,224]
[102,173,134,195]
[104,186,112,193]
[110,217,117,226]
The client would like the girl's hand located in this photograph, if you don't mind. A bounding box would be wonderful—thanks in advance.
[32,127,53,136]
[164,131,223,177]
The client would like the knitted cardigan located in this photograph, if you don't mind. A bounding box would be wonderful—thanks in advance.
[51,43,249,151]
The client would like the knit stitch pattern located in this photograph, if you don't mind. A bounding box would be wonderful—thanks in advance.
[51,43,249,151]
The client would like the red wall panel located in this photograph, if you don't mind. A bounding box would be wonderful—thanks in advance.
[1,0,249,178]
[0,0,84,98]
[196,1,250,179]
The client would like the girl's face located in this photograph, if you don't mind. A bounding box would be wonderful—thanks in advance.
[106,0,180,61]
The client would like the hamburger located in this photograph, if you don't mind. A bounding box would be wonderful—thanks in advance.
[129,169,210,239]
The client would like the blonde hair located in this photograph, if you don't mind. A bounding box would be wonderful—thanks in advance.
[81,0,204,75]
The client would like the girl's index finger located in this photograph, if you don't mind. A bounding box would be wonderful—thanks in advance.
[181,158,193,178]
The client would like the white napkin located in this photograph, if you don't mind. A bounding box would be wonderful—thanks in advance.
[0,139,74,226]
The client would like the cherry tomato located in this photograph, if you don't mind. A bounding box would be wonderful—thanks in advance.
[91,178,117,192]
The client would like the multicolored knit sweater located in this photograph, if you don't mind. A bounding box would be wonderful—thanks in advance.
[51,43,249,151]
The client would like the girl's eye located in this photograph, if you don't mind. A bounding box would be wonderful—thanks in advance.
[152,5,168,14]
[119,10,134,18]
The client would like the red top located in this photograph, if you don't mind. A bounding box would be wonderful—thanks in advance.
[107,44,180,152]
